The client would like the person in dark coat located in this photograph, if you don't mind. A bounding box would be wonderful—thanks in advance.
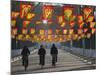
[21,46,30,71]
[50,44,58,66]
[38,45,46,68]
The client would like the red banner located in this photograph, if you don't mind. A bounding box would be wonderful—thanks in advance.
[20,4,32,18]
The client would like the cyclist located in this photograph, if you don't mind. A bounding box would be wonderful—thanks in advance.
[21,46,30,71]
[50,44,58,66]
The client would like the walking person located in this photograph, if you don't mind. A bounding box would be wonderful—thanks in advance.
[21,46,30,71]
[38,45,46,68]
[50,44,58,67]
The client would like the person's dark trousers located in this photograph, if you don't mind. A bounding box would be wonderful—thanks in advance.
[55,55,57,62]
[39,55,45,66]
[52,54,56,66]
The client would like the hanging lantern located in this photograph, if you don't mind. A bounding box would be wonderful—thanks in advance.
[56,29,60,35]
[11,28,17,39]
[11,12,20,19]
[42,5,54,20]
[84,28,88,33]
[30,28,35,34]
[73,34,78,40]
[48,29,52,35]
[78,29,83,34]
[79,22,84,28]
[12,28,18,35]
[23,20,30,28]
[20,4,32,18]
[58,16,64,24]
[59,35,63,42]
[77,15,84,24]
[92,28,96,34]
[87,33,91,38]
[17,34,23,40]
[70,21,75,28]
[78,35,82,40]
[63,29,67,34]
[40,29,45,35]
[22,28,27,34]
[61,22,66,27]
[70,15,76,21]
[69,29,74,35]
[63,6,73,20]
[90,22,96,28]
[26,13,35,20]
[11,20,16,27]
[83,7,93,19]
[67,34,71,41]
[87,15,94,22]
[81,33,85,38]
[25,34,30,40]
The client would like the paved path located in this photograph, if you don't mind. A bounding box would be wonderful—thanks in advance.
[11,48,95,74]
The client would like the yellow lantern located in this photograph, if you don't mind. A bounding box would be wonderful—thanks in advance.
[48,29,52,35]
[11,20,16,27]
[92,28,96,34]
[12,28,17,35]
[69,29,74,35]
[11,12,19,19]
[17,34,23,40]
[30,28,35,34]
[87,33,91,38]
[90,22,96,28]
[22,28,27,34]
[78,29,83,34]
[87,16,94,22]
[40,29,45,35]
[63,29,67,34]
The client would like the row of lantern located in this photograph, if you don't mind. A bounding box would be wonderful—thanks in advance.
[11,28,96,35]
[11,33,95,42]
[11,4,95,28]
[11,19,95,29]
